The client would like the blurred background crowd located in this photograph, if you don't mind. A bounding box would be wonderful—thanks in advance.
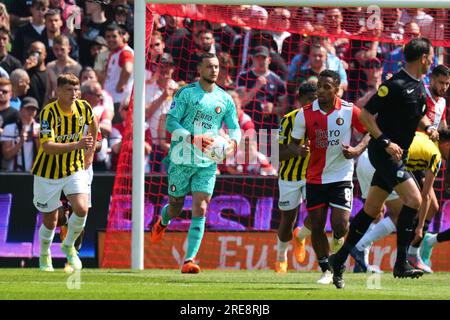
[0,2,448,176]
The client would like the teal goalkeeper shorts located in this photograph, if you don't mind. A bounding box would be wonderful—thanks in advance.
[167,163,217,197]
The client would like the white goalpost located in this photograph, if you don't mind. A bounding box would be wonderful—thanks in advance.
[132,0,450,270]
[132,0,146,270]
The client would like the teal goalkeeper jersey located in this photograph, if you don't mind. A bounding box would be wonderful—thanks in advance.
[166,82,242,167]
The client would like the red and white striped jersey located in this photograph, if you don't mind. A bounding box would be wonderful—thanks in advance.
[425,86,446,130]
[104,44,134,104]
[291,98,366,184]
[239,111,255,132]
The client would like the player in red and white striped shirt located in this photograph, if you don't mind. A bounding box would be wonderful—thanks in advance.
[424,65,449,131]
[290,70,367,284]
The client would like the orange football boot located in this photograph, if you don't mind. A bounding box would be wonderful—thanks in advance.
[150,216,168,244]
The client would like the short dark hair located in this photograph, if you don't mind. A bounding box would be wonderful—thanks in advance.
[105,23,126,36]
[310,44,326,53]
[298,82,317,97]
[198,53,217,66]
[44,8,61,19]
[438,128,450,142]
[196,28,213,37]
[319,69,341,87]
[404,37,432,63]
[431,64,450,78]
[0,26,10,39]
[32,0,49,8]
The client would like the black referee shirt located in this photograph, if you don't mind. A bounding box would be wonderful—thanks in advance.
[365,68,427,150]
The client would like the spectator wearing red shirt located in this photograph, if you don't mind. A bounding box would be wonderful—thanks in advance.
[103,24,134,123]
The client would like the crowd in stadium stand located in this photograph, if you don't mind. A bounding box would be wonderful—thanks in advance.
[0,2,448,175]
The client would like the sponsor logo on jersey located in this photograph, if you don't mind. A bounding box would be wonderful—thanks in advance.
[40,120,51,135]
[192,110,213,130]
[377,85,389,97]
[316,129,341,148]
[336,117,344,126]
[279,200,291,207]
[36,202,48,209]
[55,132,81,143]
[41,120,50,130]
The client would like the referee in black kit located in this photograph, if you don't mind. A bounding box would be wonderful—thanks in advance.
[330,37,438,289]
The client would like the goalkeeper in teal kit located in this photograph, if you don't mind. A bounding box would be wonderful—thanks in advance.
[151,53,241,273]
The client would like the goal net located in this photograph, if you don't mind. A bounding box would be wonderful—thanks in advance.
[100,3,450,271]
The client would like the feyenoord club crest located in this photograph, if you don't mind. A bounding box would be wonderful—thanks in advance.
[336,117,344,126]
[170,185,176,192]
[215,106,222,114]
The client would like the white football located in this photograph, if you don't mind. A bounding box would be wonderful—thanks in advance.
[204,135,231,162]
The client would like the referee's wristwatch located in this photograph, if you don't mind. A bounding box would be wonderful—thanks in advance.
[375,134,391,148]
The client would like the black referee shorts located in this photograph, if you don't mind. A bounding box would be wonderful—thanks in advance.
[368,140,414,194]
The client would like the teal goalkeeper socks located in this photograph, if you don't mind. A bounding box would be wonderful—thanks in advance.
[185,216,206,262]
[161,204,171,226]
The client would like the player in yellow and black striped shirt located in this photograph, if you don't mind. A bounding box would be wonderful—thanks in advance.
[407,131,442,176]
[406,129,450,270]
[32,98,94,179]
[278,109,310,181]
[275,82,316,273]
[32,73,98,273]
[350,129,450,274]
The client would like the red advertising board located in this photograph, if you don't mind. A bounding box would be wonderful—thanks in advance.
[99,231,450,271]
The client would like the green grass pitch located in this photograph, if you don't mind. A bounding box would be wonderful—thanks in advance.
[0,269,449,300]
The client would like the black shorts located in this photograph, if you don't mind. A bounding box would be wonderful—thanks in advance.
[368,140,414,194]
[412,170,425,189]
[306,181,353,211]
